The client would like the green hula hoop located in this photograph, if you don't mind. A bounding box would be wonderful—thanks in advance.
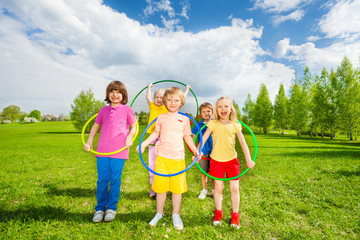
[129,80,199,118]
[81,113,139,155]
[194,121,257,181]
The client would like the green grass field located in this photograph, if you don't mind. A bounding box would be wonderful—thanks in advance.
[0,122,359,239]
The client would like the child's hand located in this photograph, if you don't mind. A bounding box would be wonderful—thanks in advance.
[136,145,146,154]
[148,83,153,89]
[186,85,191,91]
[247,160,255,169]
[126,139,133,148]
[84,143,92,152]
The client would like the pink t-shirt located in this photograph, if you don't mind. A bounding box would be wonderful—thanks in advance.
[95,104,135,159]
[154,112,191,159]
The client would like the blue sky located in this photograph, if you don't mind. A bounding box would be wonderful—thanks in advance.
[1,0,360,115]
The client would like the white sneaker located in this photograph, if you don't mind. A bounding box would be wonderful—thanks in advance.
[149,213,163,226]
[212,189,215,196]
[92,210,104,223]
[104,209,116,222]
[172,214,184,230]
[198,189,208,199]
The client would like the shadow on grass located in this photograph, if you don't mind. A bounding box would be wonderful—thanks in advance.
[44,184,95,198]
[0,206,151,224]
[277,149,360,160]
[320,169,360,177]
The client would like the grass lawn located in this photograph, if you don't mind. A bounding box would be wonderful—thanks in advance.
[0,121,359,239]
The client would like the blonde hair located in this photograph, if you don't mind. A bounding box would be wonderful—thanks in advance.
[213,96,238,121]
[153,88,165,99]
[163,87,185,107]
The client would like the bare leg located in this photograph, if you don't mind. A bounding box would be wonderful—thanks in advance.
[229,180,240,213]
[201,174,208,189]
[172,193,182,214]
[156,193,167,214]
[214,180,224,210]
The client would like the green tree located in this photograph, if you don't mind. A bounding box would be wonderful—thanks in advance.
[29,110,41,121]
[70,89,105,132]
[327,69,339,139]
[254,83,273,133]
[273,83,288,135]
[232,100,242,121]
[335,56,360,140]
[310,72,328,137]
[289,83,307,136]
[139,111,149,125]
[1,105,21,122]
[242,94,255,126]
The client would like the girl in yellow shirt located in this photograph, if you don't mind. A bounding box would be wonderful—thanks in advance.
[199,96,255,229]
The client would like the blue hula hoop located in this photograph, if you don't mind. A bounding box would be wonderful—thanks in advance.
[138,112,203,177]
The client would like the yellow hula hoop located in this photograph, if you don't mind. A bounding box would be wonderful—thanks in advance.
[81,113,139,155]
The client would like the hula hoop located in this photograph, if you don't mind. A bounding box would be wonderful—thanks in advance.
[193,121,257,181]
[130,80,199,118]
[138,112,203,177]
[81,113,139,155]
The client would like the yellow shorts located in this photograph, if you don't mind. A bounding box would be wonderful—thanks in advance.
[152,156,187,194]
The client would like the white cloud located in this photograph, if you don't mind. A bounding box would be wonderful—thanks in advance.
[272,9,304,25]
[252,0,312,13]
[319,0,360,40]
[307,35,321,41]
[273,38,290,58]
[0,0,295,115]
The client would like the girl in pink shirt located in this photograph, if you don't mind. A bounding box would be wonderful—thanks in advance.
[84,81,136,223]
[137,87,199,230]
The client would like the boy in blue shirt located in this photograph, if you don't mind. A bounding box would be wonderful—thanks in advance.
[191,102,215,199]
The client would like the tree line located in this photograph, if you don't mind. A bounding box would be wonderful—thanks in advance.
[242,56,360,140]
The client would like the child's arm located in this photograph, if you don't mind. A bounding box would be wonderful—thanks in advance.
[146,83,153,105]
[136,131,160,153]
[125,122,137,149]
[237,131,255,169]
[196,128,211,151]
[184,135,200,157]
[184,85,191,97]
[84,123,100,151]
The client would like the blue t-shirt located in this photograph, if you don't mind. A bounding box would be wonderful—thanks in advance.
[191,120,213,155]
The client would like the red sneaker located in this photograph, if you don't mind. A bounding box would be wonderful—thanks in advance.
[213,209,223,226]
[230,211,240,229]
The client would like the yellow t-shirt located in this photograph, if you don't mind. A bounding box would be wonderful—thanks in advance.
[147,102,168,133]
[206,120,242,162]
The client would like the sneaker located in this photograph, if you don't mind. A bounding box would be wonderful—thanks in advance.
[230,211,240,229]
[172,214,184,230]
[92,210,104,223]
[149,213,163,226]
[213,209,222,226]
[198,189,208,199]
[211,189,215,196]
[104,209,116,222]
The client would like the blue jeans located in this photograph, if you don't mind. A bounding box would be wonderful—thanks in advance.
[95,157,125,211]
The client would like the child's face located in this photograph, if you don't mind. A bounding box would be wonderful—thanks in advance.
[109,90,123,105]
[165,94,182,113]
[200,108,213,121]
[216,99,232,120]
[154,90,164,106]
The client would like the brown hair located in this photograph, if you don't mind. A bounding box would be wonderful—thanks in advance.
[104,81,128,104]
[163,87,185,108]
[199,102,213,113]
[213,96,238,121]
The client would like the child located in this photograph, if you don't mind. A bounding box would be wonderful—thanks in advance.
[191,102,215,199]
[137,87,199,230]
[84,81,136,223]
[145,83,191,198]
[198,96,255,229]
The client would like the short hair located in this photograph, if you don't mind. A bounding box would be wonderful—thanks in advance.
[163,87,185,107]
[153,88,165,99]
[199,102,213,113]
[213,96,238,121]
[104,81,128,104]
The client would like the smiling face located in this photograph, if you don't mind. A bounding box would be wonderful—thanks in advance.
[154,89,165,106]
[200,107,213,122]
[109,89,123,106]
[216,98,232,120]
[165,94,182,113]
